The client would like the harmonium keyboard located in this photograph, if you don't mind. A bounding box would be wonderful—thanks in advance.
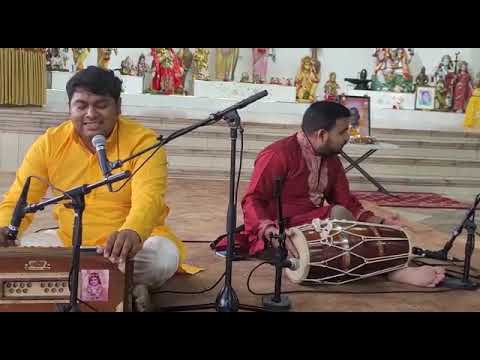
[0,247,133,312]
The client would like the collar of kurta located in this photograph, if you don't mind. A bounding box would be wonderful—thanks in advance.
[296,131,328,207]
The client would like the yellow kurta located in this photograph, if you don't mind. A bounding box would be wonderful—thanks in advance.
[0,116,186,266]
[464,88,480,128]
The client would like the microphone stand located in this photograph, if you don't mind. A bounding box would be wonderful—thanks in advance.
[109,91,270,312]
[412,193,480,290]
[261,177,292,311]
[23,171,131,311]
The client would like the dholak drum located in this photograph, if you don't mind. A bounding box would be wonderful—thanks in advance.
[285,218,411,285]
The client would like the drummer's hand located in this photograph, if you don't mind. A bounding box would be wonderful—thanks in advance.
[264,225,299,259]
[99,229,143,264]
[0,227,16,248]
[367,214,402,227]
[382,213,402,227]
[264,225,279,245]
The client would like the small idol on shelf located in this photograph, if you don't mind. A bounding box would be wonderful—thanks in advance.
[345,69,371,90]
[270,77,280,85]
[415,66,430,88]
[46,48,69,72]
[72,48,91,71]
[136,54,149,77]
[97,48,118,69]
[120,56,137,76]
[324,72,340,101]
[434,80,449,111]
[240,72,250,83]
[192,48,210,81]
[295,56,320,103]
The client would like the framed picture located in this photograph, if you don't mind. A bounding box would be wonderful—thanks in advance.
[340,95,371,137]
[415,86,436,110]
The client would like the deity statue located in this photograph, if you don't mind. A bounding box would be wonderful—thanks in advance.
[97,48,118,69]
[177,48,194,94]
[295,56,320,103]
[71,48,91,71]
[372,48,389,76]
[434,55,454,83]
[240,72,250,83]
[415,66,429,88]
[192,48,210,81]
[252,48,270,84]
[371,48,415,93]
[345,69,371,90]
[136,54,148,77]
[150,48,184,95]
[46,48,68,71]
[434,80,449,111]
[215,48,239,81]
[120,56,136,76]
[452,61,474,113]
[324,72,340,101]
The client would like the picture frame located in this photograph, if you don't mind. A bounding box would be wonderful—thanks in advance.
[415,86,436,110]
[340,95,371,137]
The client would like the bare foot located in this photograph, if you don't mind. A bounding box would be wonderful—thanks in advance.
[387,266,446,288]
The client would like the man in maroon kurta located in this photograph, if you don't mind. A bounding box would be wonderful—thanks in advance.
[238,101,445,288]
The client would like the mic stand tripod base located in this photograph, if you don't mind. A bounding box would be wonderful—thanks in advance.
[262,295,291,312]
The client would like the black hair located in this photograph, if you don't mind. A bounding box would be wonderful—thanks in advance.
[301,101,351,134]
[66,66,123,103]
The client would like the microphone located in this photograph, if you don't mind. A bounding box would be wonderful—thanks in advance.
[210,90,268,121]
[6,176,31,242]
[91,135,113,191]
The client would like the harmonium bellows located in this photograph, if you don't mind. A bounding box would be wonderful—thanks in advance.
[0,247,133,312]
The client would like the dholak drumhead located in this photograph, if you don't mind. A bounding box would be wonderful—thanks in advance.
[285,218,411,285]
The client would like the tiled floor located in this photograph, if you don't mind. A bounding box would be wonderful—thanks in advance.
[1,173,479,311]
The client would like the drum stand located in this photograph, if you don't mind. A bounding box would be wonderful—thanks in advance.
[412,193,480,290]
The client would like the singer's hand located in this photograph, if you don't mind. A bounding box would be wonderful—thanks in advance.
[100,229,143,264]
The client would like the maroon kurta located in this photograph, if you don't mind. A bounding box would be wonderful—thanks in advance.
[213,134,374,256]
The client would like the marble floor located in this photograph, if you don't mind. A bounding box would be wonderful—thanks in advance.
[1,173,479,311]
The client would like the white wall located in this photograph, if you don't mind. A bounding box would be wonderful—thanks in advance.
[61,48,480,96]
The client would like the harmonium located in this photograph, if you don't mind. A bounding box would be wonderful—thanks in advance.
[0,247,133,312]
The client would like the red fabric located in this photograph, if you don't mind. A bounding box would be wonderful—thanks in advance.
[150,48,183,94]
[353,191,471,210]
[215,134,374,255]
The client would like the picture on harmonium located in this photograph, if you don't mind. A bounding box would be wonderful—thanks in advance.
[0,247,133,312]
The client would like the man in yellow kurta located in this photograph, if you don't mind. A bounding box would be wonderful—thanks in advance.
[0,66,185,310]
